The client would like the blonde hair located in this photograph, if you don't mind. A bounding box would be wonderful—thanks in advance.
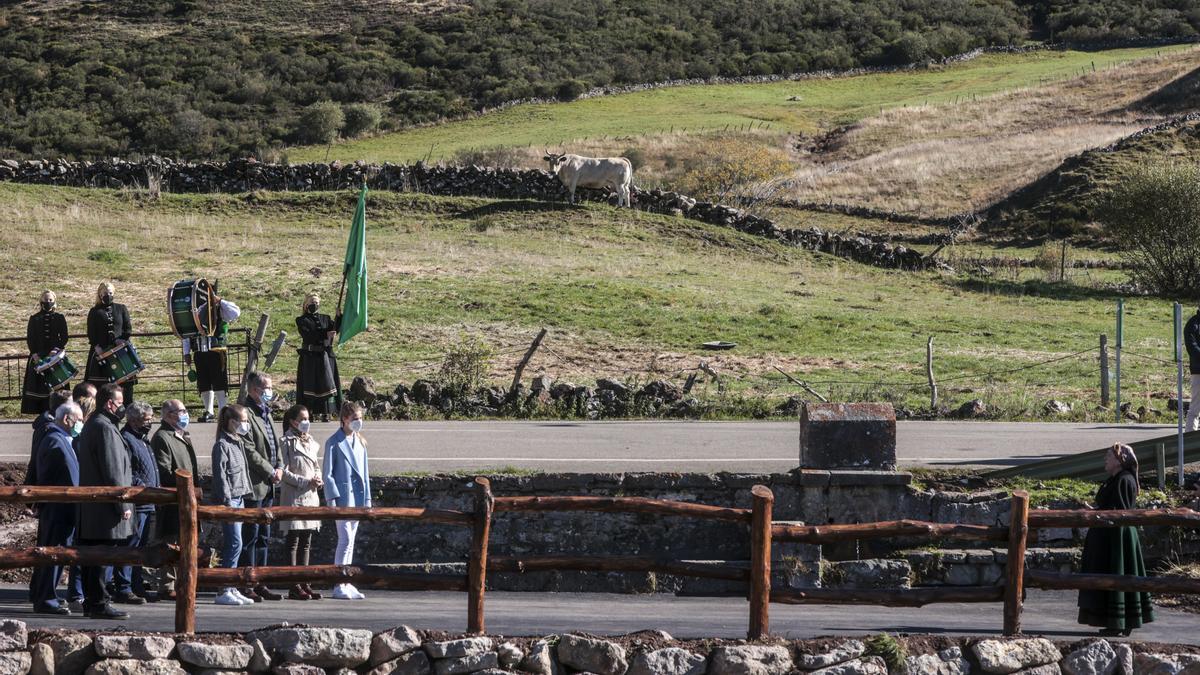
[340,400,366,445]
[94,282,114,306]
[302,292,320,313]
[40,290,56,304]
[78,396,96,421]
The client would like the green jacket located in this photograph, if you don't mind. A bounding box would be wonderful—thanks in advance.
[244,403,279,501]
[151,424,198,537]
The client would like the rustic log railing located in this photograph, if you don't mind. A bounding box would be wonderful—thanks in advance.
[3,477,1199,640]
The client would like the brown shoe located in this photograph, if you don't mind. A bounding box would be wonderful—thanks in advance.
[160,590,177,601]
[239,587,262,603]
[288,584,310,601]
[254,584,283,601]
[302,583,322,600]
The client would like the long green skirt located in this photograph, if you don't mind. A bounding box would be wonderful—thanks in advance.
[1077,525,1155,631]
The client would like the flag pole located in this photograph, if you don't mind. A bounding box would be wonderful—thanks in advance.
[334,181,365,323]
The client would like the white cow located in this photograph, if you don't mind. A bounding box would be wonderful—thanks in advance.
[543,151,634,207]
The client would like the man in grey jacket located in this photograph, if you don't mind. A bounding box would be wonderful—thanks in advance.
[75,383,133,620]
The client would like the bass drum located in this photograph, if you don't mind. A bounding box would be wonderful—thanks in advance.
[168,278,215,338]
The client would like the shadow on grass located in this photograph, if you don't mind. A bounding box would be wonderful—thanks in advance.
[950,277,1123,301]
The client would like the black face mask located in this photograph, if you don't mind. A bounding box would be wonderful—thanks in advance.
[306,304,318,314]
[41,302,54,312]
[138,424,152,436]
[101,294,114,306]
[112,404,126,419]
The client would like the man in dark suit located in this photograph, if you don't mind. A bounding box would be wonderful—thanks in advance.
[28,401,84,615]
[150,399,196,600]
[112,401,158,603]
[27,389,72,487]
[75,383,133,620]
[240,370,283,601]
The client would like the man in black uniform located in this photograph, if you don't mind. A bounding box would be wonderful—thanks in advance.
[182,293,240,423]
[22,290,69,415]
[295,292,342,419]
[85,282,135,404]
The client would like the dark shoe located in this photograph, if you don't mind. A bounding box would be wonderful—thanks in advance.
[160,590,177,601]
[302,583,322,600]
[1098,628,1123,637]
[141,592,160,603]
[254,584,283,601]
[34,604,70,616]
[288,584,310,601]
[111,592,146,605]
[200,412,215,423]
[86,605,128,620]
[239,588,262,603]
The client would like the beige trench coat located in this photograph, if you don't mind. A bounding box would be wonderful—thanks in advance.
[279,432,323,532]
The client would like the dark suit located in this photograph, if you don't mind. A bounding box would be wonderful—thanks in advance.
[28,424,79,610]
[26,411,53,486]
[151,424,197,593]
[84,302,134,403]
[112,426,159,596]
[75,410,133,611]
[241,397,279,568]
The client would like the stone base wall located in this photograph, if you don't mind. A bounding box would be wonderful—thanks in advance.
[6,619,1190,675]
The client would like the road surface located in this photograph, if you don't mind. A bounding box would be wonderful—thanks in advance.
[0,420,1177,473]
[0,587,1192,642]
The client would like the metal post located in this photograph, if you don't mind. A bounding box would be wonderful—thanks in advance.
[1099,334,1109,409]
[927,337,937,410]
[1176,302,1185,487]
[1115,299,1124,423]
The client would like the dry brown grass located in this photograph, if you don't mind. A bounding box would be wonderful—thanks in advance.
[781,47,1200,217]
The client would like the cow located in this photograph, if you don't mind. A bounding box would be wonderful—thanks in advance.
[542,151,634,207]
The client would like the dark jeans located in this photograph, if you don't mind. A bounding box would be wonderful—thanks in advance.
[80,537,122,611]
[240,495,273,569]
[29,508,74,610]
[111,510,155,595]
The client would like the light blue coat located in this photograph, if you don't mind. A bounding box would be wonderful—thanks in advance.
[322,428,371,508]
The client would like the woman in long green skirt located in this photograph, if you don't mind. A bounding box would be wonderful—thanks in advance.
[1077,443,1155,636]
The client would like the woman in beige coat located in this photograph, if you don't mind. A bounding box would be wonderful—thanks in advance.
[279,404,323,600]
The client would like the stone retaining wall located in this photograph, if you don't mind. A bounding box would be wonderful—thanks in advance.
[5,619,1192,675]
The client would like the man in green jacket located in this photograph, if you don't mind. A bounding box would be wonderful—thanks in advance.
[240,371,283,601]
[150,399,197,600]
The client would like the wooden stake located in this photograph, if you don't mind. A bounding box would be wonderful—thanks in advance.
[509,328,548,400]
[748,485,773,640]
[927,337,938,410]
[772,366,828,402]
[175,470,199,634]
[237,314,269,405]
[1003,490,1030,635]
[468,477,494,635]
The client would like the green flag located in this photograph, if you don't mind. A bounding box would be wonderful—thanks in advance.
[338,185,368,346]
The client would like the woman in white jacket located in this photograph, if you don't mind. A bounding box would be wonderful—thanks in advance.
[279,404,322,600]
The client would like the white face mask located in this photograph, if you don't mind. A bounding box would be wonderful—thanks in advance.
[349,419,363,433]
[297,420,311,434]
[260,388,274,403]
[236,421,251,436]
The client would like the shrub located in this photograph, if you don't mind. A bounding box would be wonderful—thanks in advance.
[864,633,907,673]
[620,147,647,171]
[679,137,792,207]
[293,100,345,145]
[555,79,587,102]
[1099,162,1200,297]
[341,103,382,138]
[453,145,526,168]
[437,335,494,396]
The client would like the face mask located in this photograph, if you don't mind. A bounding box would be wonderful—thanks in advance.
[41,302,54,312]
[306,304,318,314]
[176,412,190,430]
[297,420,311,434]
[112,404,126,419]
[260,388,274,403]
[349,419,363,433]
[137,424,152,436]
[70,420,83,437]
[101,294,114,305]
[236,421,251,436]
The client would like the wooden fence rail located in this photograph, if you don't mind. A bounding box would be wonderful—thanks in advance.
[3,476,1199,639]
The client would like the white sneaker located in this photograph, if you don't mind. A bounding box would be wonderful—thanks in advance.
[215,589,248,606]
[349,587,366,600]
[332,583,362,599]
[231,589,255,604]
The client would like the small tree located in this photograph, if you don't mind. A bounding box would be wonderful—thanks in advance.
[342,103,382,138]
[1100,162,1200,297]
[437,335,494,396]
[294,101,345,145]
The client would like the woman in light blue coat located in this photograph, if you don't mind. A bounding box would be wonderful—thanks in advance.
[323,400,369,600]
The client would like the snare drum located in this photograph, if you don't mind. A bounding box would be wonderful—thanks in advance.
[168,278,216,339]
[34,351,77,390]
[98,342,144,384]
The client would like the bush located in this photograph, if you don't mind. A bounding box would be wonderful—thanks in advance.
[293,101,345,145]
[453,145,526,168]
[620,147,647,171]
[555,79,587,102]
[437,335,494,396]
[1100,162,1200,297]
[341,103,382,138]
[679,137,792,207]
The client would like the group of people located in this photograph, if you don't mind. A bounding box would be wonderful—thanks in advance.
[22,283,346,422]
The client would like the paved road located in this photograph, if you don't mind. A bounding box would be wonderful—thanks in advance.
[0,420,1177,473]
[0,587,1192,642]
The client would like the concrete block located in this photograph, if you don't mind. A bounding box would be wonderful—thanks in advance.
[799,403,896,470]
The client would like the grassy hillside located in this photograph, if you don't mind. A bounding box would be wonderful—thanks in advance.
[3,0,1200,159]
[0,182,1181,420]
[296,46,1196,164]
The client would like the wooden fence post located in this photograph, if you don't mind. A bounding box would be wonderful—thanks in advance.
[926,337,938,410]
[1003,490,1030,636]
[748,485,774,640]
[468,477,494,635]
[175,470,199,634]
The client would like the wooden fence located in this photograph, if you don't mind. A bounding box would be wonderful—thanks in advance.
[1,481,1198,638]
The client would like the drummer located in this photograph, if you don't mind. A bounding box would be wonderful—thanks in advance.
[182,293,241,423]
[85,282,135,404]
[22,290,69,415]
[295,292,342,420]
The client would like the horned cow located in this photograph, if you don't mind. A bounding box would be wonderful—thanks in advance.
[542,151,634,207]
